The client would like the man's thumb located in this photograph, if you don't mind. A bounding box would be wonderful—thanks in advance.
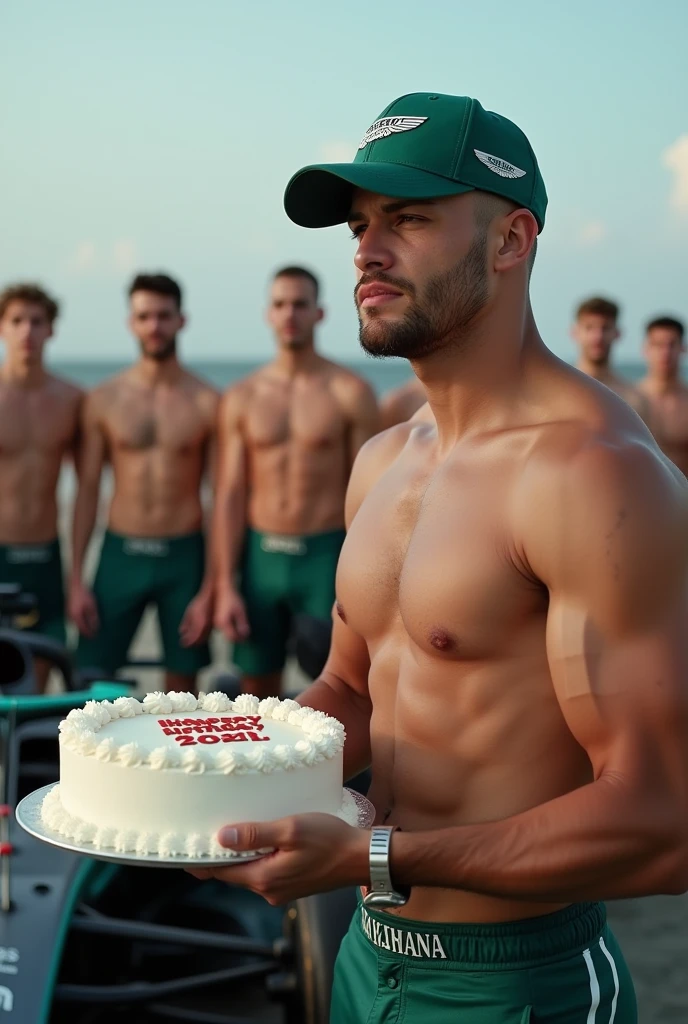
[218,822,276,851]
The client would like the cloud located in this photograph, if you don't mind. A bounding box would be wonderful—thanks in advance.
[319,141,356,163]
[112,239,139,274]
[576,220,607,246]
[67,240,97,273]
[663,135,688,214]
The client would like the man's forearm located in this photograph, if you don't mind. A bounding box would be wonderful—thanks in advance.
[70,488,99,582]
[297,675,372,781]
[392,775,687,902]
[214,487,246,593]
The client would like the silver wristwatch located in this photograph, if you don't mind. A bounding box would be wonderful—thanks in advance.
[362,826,411,908]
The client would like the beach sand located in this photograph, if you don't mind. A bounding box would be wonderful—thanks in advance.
[54,486,688,1021]
[606,896,688,1022]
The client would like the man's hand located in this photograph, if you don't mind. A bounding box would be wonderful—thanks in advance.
[68,580,99,637]
[214,587,250,642]
[187,813,369,904]
[180,589,214,647]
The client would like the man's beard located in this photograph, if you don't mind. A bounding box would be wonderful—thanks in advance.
[356,232,488,360]
[141,337,177,362]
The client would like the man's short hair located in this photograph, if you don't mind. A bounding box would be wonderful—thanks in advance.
[645,315,684,339]
[273,265,320,301]
[575,297,619,322]
[128,273,183,310]
[0,283,59,324]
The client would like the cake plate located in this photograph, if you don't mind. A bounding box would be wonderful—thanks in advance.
[16,783,375,868]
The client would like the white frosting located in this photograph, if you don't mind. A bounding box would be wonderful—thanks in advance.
[57,691,345,774]
[199,691,232,713]
[168,691,199,712]
[43,691,347,859]
[113,697,142,718]
[233,693,260,714]
[142,691,173,715]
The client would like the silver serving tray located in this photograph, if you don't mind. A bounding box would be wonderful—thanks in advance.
[16,783,375,868]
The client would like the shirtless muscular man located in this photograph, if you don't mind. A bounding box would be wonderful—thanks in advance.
[213,266,378,697]
[196,95,688,1022]
[70,274,218,692]
[0,284,81,690]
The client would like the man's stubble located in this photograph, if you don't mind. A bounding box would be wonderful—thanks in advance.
[357,231,489,361]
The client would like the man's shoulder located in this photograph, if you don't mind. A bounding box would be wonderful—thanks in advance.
[381,378,426,425]
[82,373,125,418]
[325,360,377,404]
[218,374,257,424]
[41,373,84,406]
[517,404,687,553]
[180,370,221,418]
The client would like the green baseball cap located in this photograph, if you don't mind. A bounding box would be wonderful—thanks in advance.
[284,92,547,232]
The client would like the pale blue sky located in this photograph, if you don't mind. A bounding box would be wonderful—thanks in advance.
[3,0,687,364]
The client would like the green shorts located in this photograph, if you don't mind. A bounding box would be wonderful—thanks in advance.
[330,897,637,1023]
[76,530,211,676]
[232,527,345,676]
[0,539,66,643]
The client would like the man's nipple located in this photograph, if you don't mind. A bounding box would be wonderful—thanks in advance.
[428,627,454,652]
[335,602,347,624]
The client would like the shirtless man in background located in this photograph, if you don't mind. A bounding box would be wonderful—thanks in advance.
[637,316,688,476]
[0,284,81,690]
[213,266,378,698]
[197,94,688,1022]
[70,273,218,692]
[379,376,426,428]
[572,296,649,417]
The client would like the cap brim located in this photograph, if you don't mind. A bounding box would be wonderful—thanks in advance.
[284,162,474,228]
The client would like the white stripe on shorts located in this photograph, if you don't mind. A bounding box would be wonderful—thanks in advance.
[599,937,620,1023]
[583,947,601,1023]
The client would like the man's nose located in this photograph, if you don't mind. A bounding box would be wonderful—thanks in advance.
[354,226,395,274]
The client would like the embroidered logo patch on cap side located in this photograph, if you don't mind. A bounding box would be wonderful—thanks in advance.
[474,150,526,179]
[359,116,428,150]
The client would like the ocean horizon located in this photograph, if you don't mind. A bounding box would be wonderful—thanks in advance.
[47,358,653,394]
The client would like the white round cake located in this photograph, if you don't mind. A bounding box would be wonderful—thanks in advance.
[41,691,346,858]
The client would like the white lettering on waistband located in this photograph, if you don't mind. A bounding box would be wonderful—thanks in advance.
[260,535,307,556]
[6,545,51,564]
[123,539,169,557]
[360,908,447,959]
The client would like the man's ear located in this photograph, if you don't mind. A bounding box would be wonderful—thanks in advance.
[493,209,538,274]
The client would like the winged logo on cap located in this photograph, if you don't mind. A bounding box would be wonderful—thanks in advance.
[473,149,526,179]
[358,116,428,150]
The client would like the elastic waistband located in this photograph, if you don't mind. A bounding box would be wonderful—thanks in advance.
[247,527,345,557]
[0,538,60,564]
[105,530,204,558]
[358,899,606,968]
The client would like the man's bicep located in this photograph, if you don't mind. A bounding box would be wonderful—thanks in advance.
[546,593,688,776]
[216,391,247,496]
[538,443,688,777]
[75,397,107,482]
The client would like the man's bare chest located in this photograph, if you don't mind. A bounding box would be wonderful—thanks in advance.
[337,461,545,660]
[106,395,208,453]
[245,387,345,451]
[0,394,76,456]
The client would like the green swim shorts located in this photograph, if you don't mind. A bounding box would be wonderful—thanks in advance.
[330,897,637,1023]
[76,530,211,676]
[232,527,345,676]
[0,538,66,643]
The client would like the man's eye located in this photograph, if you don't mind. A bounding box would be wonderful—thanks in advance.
[349,226,365,240]
[398,214,423,224]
